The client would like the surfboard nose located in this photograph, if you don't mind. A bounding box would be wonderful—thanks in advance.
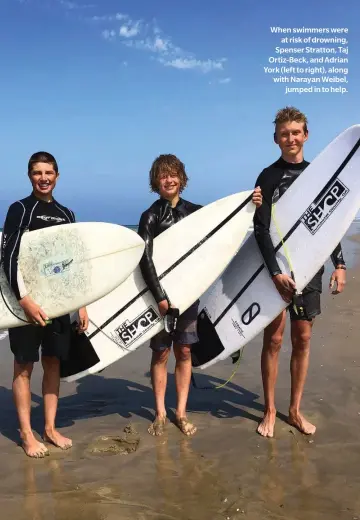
[67,222,144,259]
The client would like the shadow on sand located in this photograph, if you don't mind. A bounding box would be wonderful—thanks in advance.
[0,371,288,446]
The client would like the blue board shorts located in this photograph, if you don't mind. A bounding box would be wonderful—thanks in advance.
[150,301,199,351]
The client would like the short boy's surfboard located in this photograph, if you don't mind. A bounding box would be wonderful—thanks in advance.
[0,222,144,329]
[61,191,256,382]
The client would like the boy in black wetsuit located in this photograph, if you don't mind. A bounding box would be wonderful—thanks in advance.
[138,154,262,436]
[254,107,346,438]
[1,152,88,458]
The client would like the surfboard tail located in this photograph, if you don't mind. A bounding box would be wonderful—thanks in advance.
[191,309,225,368]
[60,321,100,379]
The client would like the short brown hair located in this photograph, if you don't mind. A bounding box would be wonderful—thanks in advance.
[273,106,308,134]
[149,154,189,194]
[28,151,58,175]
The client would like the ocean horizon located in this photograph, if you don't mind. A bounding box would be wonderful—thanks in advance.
[1,217,360,234]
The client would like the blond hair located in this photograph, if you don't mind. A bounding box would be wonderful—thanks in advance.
[273,106,308,134]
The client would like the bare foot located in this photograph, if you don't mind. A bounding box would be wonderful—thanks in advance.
[288,412,316,435]
[288,411,316,435]
[175,416,197,436]
[148,415,167,436]
[257,410,276,438]
[43,429,73,450]
[21,431,49,458]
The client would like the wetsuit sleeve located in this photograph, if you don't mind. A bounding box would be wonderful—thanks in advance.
[253,173,282,277]
[1,202,28,300]
[137,211,167,304]
[330,243,346,267]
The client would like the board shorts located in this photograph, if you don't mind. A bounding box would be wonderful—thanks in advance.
[9,314,71,364]
[288,267,323,322]
[150,301,199,351]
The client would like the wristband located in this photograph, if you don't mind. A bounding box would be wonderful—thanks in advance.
[336,265,346,270]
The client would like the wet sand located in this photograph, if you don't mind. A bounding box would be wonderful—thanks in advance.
[0,225,360,519]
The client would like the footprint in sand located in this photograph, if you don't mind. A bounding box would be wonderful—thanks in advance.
[87,424,140,456]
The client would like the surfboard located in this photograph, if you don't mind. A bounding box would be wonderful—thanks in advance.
[60,191,256,382]
[0,222,144,329]
[190,124,360,370]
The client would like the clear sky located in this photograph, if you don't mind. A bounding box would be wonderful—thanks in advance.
[1,0,359,224]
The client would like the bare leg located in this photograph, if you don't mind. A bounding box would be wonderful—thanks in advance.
[173,343,196,436]
[42,356,72,449]
[288,320,316,435]
[257,311,286,438]
[12,360,48,458]
[148,349,170,436]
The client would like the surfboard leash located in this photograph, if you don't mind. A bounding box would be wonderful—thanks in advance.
[271,203,305,318]
[191,346,245,391]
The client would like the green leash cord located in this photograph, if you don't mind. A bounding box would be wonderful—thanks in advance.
[192,203,302,391]
[212,347,244,389]
[191,348,244,390]
[271,203,303,317]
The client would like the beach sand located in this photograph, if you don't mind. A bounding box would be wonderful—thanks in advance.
[0,226,360,520]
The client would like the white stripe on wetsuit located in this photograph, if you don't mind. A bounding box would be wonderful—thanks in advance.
[54,203,73,223]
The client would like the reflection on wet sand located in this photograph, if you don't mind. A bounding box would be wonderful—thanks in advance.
[256,434,321,517]
[153,437,227,519]
[258,438,284,508]
[22,458,103,520]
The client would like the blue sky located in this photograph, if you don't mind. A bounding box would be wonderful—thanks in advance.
[1,0,359,224]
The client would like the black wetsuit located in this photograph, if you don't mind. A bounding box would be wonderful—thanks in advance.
[138,197,202,349]
[2,193,75,299]
[1,193,75,363]
[253,157,345,319]
[138,197,202,304]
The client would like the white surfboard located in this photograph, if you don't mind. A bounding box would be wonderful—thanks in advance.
[60,191,256,382]
[0,222,144,329]
[190,124,360,370]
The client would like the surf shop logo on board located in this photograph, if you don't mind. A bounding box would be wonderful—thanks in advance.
[300,179,349,235]
[112,306,161,348]
[43,258,73,277]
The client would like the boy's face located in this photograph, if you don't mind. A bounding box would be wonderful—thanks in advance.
[157,168,181,199]
[275,121,308,158]
[29,162,59,197]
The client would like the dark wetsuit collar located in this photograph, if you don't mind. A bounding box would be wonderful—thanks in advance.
[159,197,184,209]
[29,192,56,204]
[277,157,308,170]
